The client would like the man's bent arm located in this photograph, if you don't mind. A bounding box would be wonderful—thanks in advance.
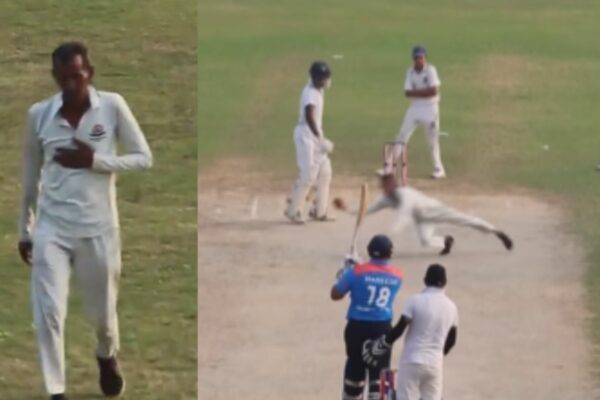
[92,94,153,172]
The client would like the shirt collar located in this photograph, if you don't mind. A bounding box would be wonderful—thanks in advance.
[423,286,444,293]
[50,85,100,117]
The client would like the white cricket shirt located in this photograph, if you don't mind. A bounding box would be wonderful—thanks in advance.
[367,187,443,230]
[399,287,458,368]
[296,80,324,137]
[18,87,153,240]
[404,64,441,107]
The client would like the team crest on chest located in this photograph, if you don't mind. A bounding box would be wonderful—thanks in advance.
[90,124,107,141]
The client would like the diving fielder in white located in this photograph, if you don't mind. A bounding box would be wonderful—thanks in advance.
[334,174,513,255]
[285,61,334,224]
[385,46,445,179]
[18,42,152,400]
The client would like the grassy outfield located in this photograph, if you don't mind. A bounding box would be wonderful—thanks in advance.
[199,0,600,376]
[0,1,196,398]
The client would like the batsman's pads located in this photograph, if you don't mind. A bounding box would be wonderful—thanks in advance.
[362,335,391,367]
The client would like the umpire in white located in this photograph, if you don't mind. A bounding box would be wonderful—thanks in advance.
[362,264,458,400]
[18,42,152,400]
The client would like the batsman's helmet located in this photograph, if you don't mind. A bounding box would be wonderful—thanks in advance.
[367,234,393,259]
[309,61,332,81]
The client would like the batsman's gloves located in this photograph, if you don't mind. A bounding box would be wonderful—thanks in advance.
[319,138,334,154]
[335,255,361,279]
[362,334,391,367]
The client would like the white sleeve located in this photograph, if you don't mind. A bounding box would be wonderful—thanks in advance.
[429,66,441,87]
[18,108,43,242]
[305,87,320,107]
[404,70,413,91]
[91,94,153,172]
[452,304,459,327]
[366,195,393,214]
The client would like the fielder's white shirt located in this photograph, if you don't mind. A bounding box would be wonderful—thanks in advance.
[404,64,441,107]
[367,187,442,228]
[399,287,458,368]
[296,81,324,137]
[19,87,153,240]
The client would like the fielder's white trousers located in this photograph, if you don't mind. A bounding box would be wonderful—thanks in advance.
[414,204,497,249]
[288,127,332,217]
[396,363,443,400]
[392,105,445,175]
[31,224,122,395]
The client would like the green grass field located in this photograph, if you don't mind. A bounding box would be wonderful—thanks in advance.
[199,0,600,377]
[0,1,196,399]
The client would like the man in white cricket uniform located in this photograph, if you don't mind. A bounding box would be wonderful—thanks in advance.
[335,174,513,255]
[363,264,458,400]
[385,46,445,179]
[18,42,152,400]
[285,61,334,224]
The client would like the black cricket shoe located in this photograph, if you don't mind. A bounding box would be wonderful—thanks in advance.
[496,231,513,250]
[97,356,125,397]
[440,235,454,256]
[50,395,68,400]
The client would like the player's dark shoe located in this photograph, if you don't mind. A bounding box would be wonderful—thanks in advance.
[97,356,125,397]
[496,231,513,250]
[440,235,454,256]
[308,208,335,222]
[50,395,68,400]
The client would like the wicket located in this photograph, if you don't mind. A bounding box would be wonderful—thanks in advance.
[379,368,397,400]
[383,142,408,186]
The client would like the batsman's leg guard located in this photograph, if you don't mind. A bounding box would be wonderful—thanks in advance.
[313,156,332,218]
[288,133,318,219]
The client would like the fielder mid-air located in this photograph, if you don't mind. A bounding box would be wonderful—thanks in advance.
[285,61,334,224]
[384,46,445,179]
[334,174,513,255]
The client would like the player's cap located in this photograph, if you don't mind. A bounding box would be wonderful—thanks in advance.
[412,45,427,58]
[309,60,332,81]
[367,234,393,259]
[424,264,447,287]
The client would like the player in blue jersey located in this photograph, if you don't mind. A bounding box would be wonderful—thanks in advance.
[331,234,404,400]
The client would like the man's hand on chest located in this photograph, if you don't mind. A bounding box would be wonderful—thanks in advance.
[54,138,95,169]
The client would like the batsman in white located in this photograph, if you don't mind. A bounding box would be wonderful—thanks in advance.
[384,46,445,179]
[334,174,513,255]
[285,61,334,224]
[17,42,153,400]
[362,264,458,400]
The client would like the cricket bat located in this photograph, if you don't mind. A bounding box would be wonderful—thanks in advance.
[349,183,368,257]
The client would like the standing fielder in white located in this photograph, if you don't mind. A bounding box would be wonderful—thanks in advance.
[362,264,458,400]
[384,46,445,179]
[334,174,513,255]
[18,42,152,400]
[285,61,334,224]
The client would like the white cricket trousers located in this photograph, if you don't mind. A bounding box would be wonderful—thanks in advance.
[390,105,444,175]
[415,204,497,249]
[288,126,332,217]
[396,363,443,400]
[31,225,122,395]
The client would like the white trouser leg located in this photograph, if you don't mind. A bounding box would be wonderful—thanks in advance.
[313,155,332,217]
[424,108,445,174]
[289,129,318,216]
[415,220,446,249]
[419,364,443,400]
[396,363,422,400]
[73,229,122,358]
[419,205,497,234]
[387,109,418,174]
[31,231,73,395]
